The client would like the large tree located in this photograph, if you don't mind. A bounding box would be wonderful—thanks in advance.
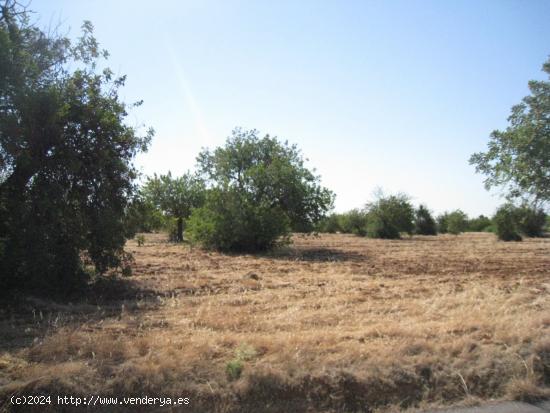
[187,128,334,251]
[141,172,205,242]
[0,1,152,293]
[469,57,550,208]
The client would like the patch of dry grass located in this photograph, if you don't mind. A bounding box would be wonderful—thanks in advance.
[1,233,549,412]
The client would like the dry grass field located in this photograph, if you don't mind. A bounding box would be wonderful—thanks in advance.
[1,232,549,412]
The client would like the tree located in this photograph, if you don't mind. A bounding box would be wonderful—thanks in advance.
[365,192,414,239]
[446,210,468,235]
[123,194,165,236]
[414,205,437,235]
[141,172,205,242]
[469,57,550,208]
[493,204,522,241]
[187,128,334,251]
[0,2,152,293]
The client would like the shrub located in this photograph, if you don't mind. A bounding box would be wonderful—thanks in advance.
[339,209,368,235]
[186,188,290,252]
[437,213,450,233]
[446,210,468,235]
[493,204,522,241]
[414,205,437,235]
[517,206,546,237]
[316,213,342,233]
[226,359,244,381]
[467,215,492,232]
[365,193,414,239]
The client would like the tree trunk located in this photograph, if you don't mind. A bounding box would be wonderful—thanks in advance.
[177,217,183,242]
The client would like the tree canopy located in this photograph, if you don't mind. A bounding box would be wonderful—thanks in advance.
[0,1,152,293]
[187,128,334,251]
[365,192,415,239]
[141,172,205,242]
[469,57,550,208]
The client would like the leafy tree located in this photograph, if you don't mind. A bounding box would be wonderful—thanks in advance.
[414,204,437,235]
[469,57,550,207]
[188,128,334,251]
[493,204,522,241]
[365,192,414,239]
[446,210,468,235]
[141,172,205,242]
[124,194,165,236]
[0,2,152,293]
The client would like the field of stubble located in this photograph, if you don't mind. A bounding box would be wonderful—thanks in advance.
[1,232,549,412]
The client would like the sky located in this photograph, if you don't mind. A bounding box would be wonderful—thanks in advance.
[34,0,550,217]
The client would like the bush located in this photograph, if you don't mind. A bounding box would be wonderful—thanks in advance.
[437,213,449,233]
[339,209,368,235]
[226,359,244,381]
[494,204,522,241]
[467,215,492,232]
[186,188,290,252]
[316,213,342,233]
[414,205,437,235]
[517,206,546,237]
[446,210,468,235]
[365,193,414,239]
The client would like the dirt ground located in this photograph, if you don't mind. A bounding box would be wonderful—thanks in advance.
[1,232,549,412]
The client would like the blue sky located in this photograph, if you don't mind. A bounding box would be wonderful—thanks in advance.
[35,0,550,216]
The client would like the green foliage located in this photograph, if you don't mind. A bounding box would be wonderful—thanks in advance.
[446,210,468,235]
[225,343,256,381]
[141,172,205,242]
[414,205,437,235]
[316,213,342,233]
[493,204,522,241]
[516,206,546,237]
[188,128,333,251]
[0,3,152,294]
[365,193,414,239]
[466,215,492,232]
[338,209,368,236]
[187,188,290,252]
[124,195,165,237]
[469,57,550,206]
[226,359,244,381]
[437,213,449,234]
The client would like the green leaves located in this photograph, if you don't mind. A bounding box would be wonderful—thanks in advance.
[0,3,152,294]
[188,128,333,251]
[470,56,550,207]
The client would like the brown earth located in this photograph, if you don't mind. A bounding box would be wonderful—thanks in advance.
[1,232,549,412]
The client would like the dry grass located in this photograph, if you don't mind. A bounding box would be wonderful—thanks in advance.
[1,233,549,412]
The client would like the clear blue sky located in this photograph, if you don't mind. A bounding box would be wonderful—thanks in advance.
[35,0,550,216]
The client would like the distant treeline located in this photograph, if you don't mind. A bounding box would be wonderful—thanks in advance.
[314,195,548,241]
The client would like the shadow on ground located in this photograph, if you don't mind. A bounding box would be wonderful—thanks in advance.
[0,277,157,353]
